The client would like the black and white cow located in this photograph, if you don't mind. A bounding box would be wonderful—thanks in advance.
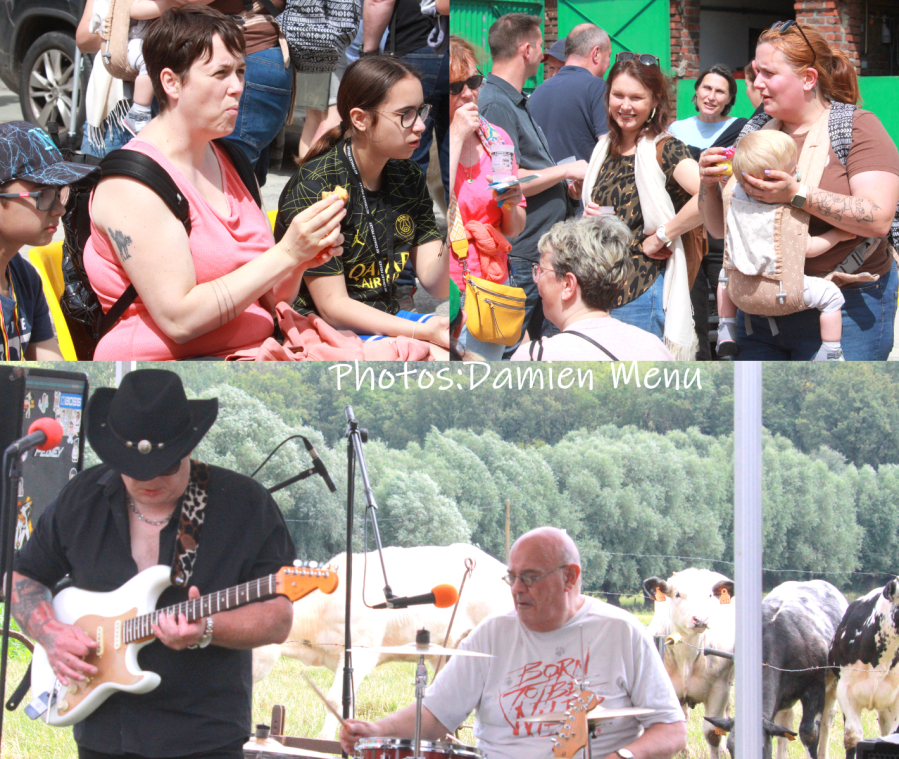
[704,580,848,759]
[829,577,899,759]
[643,568,735,759]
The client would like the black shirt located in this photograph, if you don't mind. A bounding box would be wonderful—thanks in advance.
[385,0,433,57]
[15,463,296,756]
[277,142,441,315]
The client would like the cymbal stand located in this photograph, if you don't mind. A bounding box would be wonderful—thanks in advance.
[412,629,430,758]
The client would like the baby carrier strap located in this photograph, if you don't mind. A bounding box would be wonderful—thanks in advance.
[100,0,140,81]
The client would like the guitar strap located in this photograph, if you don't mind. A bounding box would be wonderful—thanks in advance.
[170,460,210,588]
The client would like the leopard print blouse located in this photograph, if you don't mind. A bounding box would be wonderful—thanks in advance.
[590,137,693,306]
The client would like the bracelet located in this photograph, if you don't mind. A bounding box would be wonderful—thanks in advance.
[412,323,417,339]
[359,49,380,57]
[189,616,214,649]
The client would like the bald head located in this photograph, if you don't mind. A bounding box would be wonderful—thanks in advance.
[512,527,581,574]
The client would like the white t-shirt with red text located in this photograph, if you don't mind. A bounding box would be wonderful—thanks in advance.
[423,597,683,759]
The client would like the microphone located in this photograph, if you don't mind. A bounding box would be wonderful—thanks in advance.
[373,584,459,610]
[302,438,337,492]
[5,418,64,455]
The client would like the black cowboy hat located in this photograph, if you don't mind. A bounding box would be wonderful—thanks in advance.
[87,369,218,480]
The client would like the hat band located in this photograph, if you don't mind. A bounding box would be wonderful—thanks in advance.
[104,417,187,455]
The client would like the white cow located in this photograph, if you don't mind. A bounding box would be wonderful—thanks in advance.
[253,543,513,739]
[643,568,736,759]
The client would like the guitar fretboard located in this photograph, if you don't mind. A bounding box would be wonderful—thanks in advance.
[123,574,278,643]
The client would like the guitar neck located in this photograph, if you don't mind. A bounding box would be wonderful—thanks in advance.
[123,574,279,644]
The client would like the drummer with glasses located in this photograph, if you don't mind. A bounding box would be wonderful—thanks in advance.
[340,527,686,759]
[0,121,99,360]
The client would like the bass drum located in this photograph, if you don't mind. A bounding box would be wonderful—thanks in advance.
[355,738,484,759]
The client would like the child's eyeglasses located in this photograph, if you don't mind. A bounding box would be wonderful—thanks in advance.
[769,20,817,68]
[0,185,69,211]
[449,72,485,96]
[615,52,660,67]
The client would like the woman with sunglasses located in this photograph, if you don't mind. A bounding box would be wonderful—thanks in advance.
[277,56,450,351]
[449,35,526,360]
[580,53,702,359]
[698,22,899,361]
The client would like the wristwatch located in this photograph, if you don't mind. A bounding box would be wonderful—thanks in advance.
[655,224,671,245]
[616,749,635,759]
[358,49,380,57]
[790,183,809,209]
[190,616,214,649]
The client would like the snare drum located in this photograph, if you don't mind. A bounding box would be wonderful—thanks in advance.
[355,738,483,759]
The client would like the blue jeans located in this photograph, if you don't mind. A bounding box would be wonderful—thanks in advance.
[735,261,898,360]
[502,256,559,359]
[611,267,666,339]
[401,46,449,200]
[81,115,132,158]
[223,46,293,186]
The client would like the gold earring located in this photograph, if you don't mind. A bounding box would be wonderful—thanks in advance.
[650,107,657,120]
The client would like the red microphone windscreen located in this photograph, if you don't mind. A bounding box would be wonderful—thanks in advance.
[432,584,459,608]
[28,417,64,451]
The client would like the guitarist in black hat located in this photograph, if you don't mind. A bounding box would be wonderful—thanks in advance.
[11,369,296,759]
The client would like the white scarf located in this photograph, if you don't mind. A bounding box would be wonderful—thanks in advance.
[582,133,696,360]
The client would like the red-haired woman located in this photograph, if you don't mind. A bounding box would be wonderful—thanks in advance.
[580,54,702,359]
[449,34,526,360]
[698,22,899,360]
[277,56,449,350]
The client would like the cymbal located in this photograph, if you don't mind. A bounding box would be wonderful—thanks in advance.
[347,643,492,657]
[523,706,657,724]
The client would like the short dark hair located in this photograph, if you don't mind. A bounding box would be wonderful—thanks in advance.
[693,63,738,117]
[142,6,245,113]
[488,13,541,61]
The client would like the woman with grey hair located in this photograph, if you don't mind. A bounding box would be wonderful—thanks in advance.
[511,215,674,360]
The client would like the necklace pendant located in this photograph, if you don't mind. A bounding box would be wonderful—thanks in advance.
[467,178,473,183]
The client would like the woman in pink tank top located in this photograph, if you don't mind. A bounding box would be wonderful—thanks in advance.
[84,6,346,360]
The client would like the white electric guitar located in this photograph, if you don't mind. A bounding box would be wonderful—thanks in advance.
[30,563,338,726]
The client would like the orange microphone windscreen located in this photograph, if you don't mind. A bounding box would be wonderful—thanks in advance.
[28,417,63,451]
[432,584,459,608]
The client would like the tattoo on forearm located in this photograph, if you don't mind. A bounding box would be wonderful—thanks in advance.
[209,279,237,326]
[809,189,879,225]
[107,228,133,262]
[10,576,54,642]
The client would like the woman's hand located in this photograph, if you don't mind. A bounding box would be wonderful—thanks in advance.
[415,316,450,349]
[278,194,346,266]
[567,180,582,200]
[698,147,731,189]
[642,232,673,260]
[485,174,523,208]
[582,201,610,219]
[740,169,799,205]
[451,102,480,143]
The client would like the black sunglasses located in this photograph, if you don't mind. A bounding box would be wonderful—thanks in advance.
[615,52,660,67]
[770,20,816,68]
[449,72,485,96]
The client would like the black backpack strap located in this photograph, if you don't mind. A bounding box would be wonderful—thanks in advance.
[565,330,619,361]
[527,339,543,361]
[98,284,138,338]
[101,150,192,234]
[214,138,262,208]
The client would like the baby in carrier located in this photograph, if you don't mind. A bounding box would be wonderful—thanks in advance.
[716,130,854,361]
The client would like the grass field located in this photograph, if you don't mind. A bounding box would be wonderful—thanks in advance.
[1,616,883,758]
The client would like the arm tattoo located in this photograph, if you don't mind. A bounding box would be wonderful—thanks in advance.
[209,279,237,326]
[107,227,133,262]
[10,575,55,643]
[809,189,879,225]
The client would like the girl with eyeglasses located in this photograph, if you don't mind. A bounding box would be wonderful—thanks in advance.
[580,54,703,359]
[277,56,450,353]
[448,34,526,361]
[698,21,899,361]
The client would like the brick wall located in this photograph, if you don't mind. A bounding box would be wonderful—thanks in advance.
[545,0,558,46]
[670,0,701,79]
[796,0,897,76]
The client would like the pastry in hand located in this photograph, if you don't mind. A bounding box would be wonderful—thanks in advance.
[322,186,349,203]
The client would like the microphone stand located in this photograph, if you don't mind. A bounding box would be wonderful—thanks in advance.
[0,445,25,748]
[342,407,397,757]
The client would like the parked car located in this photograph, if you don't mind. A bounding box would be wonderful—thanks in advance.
[0,0,91,143]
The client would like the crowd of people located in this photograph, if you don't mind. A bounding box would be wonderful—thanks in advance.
[2,5,899,362]
[450,14,899,362]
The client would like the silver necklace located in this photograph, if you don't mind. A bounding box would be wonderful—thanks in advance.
[127,495,172,526]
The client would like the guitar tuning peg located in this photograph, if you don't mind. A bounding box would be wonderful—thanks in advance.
[293,560,305,568]
[307,560,319,569]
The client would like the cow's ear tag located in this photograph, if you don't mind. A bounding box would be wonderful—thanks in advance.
[786,734,796,742]
[718,588,732,605]
[714,728,728,736]
[655,589,666,603]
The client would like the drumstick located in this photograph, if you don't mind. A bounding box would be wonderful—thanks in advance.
[301,672,347,728]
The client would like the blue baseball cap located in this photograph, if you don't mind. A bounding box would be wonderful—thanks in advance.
[543,39,567,64]
[0,121,99,186]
